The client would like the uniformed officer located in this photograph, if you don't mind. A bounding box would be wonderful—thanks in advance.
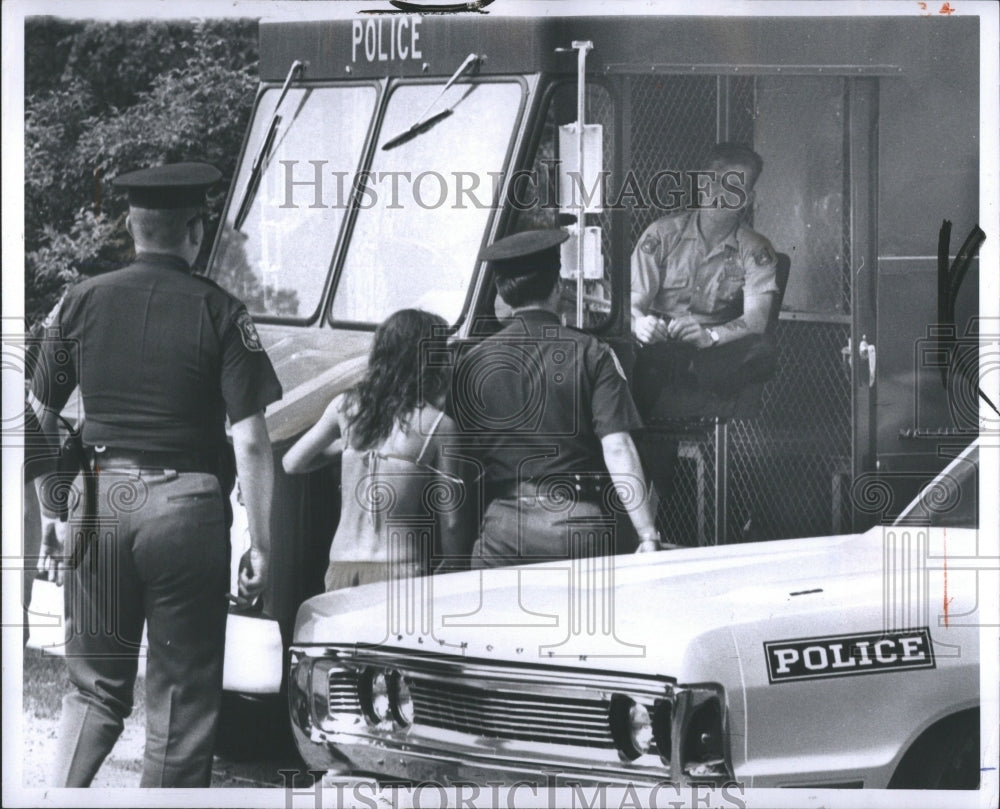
[630,141,780,411]
[450,230,665,568]
[29,162,283,788]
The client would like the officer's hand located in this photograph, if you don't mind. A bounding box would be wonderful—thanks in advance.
[667,315,711,347]
[634,315,670,345]
[238,547,269,605]
[38,513,69,586]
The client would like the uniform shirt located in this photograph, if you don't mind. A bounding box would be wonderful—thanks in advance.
[631,211,779,326]
[31,252,283,454]
[451,309,643,485]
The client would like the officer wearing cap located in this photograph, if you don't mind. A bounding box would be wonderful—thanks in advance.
[30,162,283,787]
[450,230,665,568]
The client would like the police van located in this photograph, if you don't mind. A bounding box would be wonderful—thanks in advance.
[204,5,988,751]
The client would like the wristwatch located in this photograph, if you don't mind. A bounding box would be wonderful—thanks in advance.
[707,327,720,347]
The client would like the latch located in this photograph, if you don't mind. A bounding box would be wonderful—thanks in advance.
[858,335,877,388]
[841,336,876,388]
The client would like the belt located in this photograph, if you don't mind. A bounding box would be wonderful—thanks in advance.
[88,447,218,476]
[487,474,613,504]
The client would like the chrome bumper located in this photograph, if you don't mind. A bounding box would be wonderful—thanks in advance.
[288,645,734,788]
[291,721,672,787]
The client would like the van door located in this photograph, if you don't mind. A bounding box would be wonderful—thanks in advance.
[617,72,880,541]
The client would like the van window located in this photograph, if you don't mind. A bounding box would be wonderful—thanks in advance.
[330,80,524,326]
[508,81,616,330]
[212,85,378,320]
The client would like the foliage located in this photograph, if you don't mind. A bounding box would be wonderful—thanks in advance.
[24,19,259,332]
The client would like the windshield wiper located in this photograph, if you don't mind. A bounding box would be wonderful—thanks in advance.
[234,60,305,232]
[381,53,481,151]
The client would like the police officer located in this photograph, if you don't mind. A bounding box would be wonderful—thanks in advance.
[451,230,665,568]
[630,141,780,410]
[29,162,283,787]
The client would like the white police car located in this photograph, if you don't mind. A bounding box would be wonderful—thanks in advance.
[287,440,983,789]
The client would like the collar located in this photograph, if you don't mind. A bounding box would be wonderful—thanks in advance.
[501,308,561,334]
[508,307,561,324]
[134,251,193,272]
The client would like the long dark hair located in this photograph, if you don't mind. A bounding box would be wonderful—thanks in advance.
[344,309,450,451]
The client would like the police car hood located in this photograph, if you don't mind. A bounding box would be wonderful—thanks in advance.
[255,324,373,443]
[294,526,960,682]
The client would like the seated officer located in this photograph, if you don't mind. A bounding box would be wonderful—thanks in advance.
[630,142,779,414]
[450,230,667,569]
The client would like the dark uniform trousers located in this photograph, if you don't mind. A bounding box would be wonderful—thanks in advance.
[630,333,775,415]
[56,466,229,788]
[471,495,617,569]
[630,334,776,504]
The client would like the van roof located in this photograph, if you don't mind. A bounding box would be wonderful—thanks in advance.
[259,14,977,82]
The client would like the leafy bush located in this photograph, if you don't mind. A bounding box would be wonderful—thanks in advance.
[24,19,258,333]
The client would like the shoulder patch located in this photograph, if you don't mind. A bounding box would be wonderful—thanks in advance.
[235,309,263,352]
[640,234,660,255]
[753,244,776,267]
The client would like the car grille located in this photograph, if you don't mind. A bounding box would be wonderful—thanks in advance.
[318,649,670,755]
[410,678,616,748]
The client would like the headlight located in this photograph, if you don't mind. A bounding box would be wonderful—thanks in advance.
[360,667,416,729]
[391,671,415,726]
[683,696,725,773]
[369,671,392,723]
[609,694,653,760]
[675,687,732,782]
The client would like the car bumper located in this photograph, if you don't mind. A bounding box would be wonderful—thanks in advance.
[291,722,684,788]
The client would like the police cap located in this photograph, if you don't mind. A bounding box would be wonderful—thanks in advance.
[113,162,222,209]
[478,229,569,277]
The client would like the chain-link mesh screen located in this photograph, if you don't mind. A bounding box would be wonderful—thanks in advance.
[656,321,853,545]
[648,427,717,546]
[627,75,718,244]
[726,77,757,146]
[728,320,853,541]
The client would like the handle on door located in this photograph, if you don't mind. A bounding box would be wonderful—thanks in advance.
[858,335,876,388]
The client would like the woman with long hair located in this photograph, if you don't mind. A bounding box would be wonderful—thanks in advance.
[283,309,473,590]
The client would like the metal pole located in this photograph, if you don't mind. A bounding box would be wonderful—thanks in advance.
[572,41,592,329]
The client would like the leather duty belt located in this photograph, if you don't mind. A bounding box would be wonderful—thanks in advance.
[88,447,217,476]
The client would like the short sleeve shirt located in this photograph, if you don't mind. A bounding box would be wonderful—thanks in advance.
[30,252,283,454]
[631,212,779,326]
[450,309,643,484]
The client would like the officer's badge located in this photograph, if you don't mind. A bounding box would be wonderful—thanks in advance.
[640,235,659,255]
[753,245,776,266]
[236,309,264,352]
[724,245,740,272]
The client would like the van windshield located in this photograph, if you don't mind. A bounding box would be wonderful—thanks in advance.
[330,80,524,325]
[211,85,378,320]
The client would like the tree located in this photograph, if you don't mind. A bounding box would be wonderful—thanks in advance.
[24,19,259,331]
